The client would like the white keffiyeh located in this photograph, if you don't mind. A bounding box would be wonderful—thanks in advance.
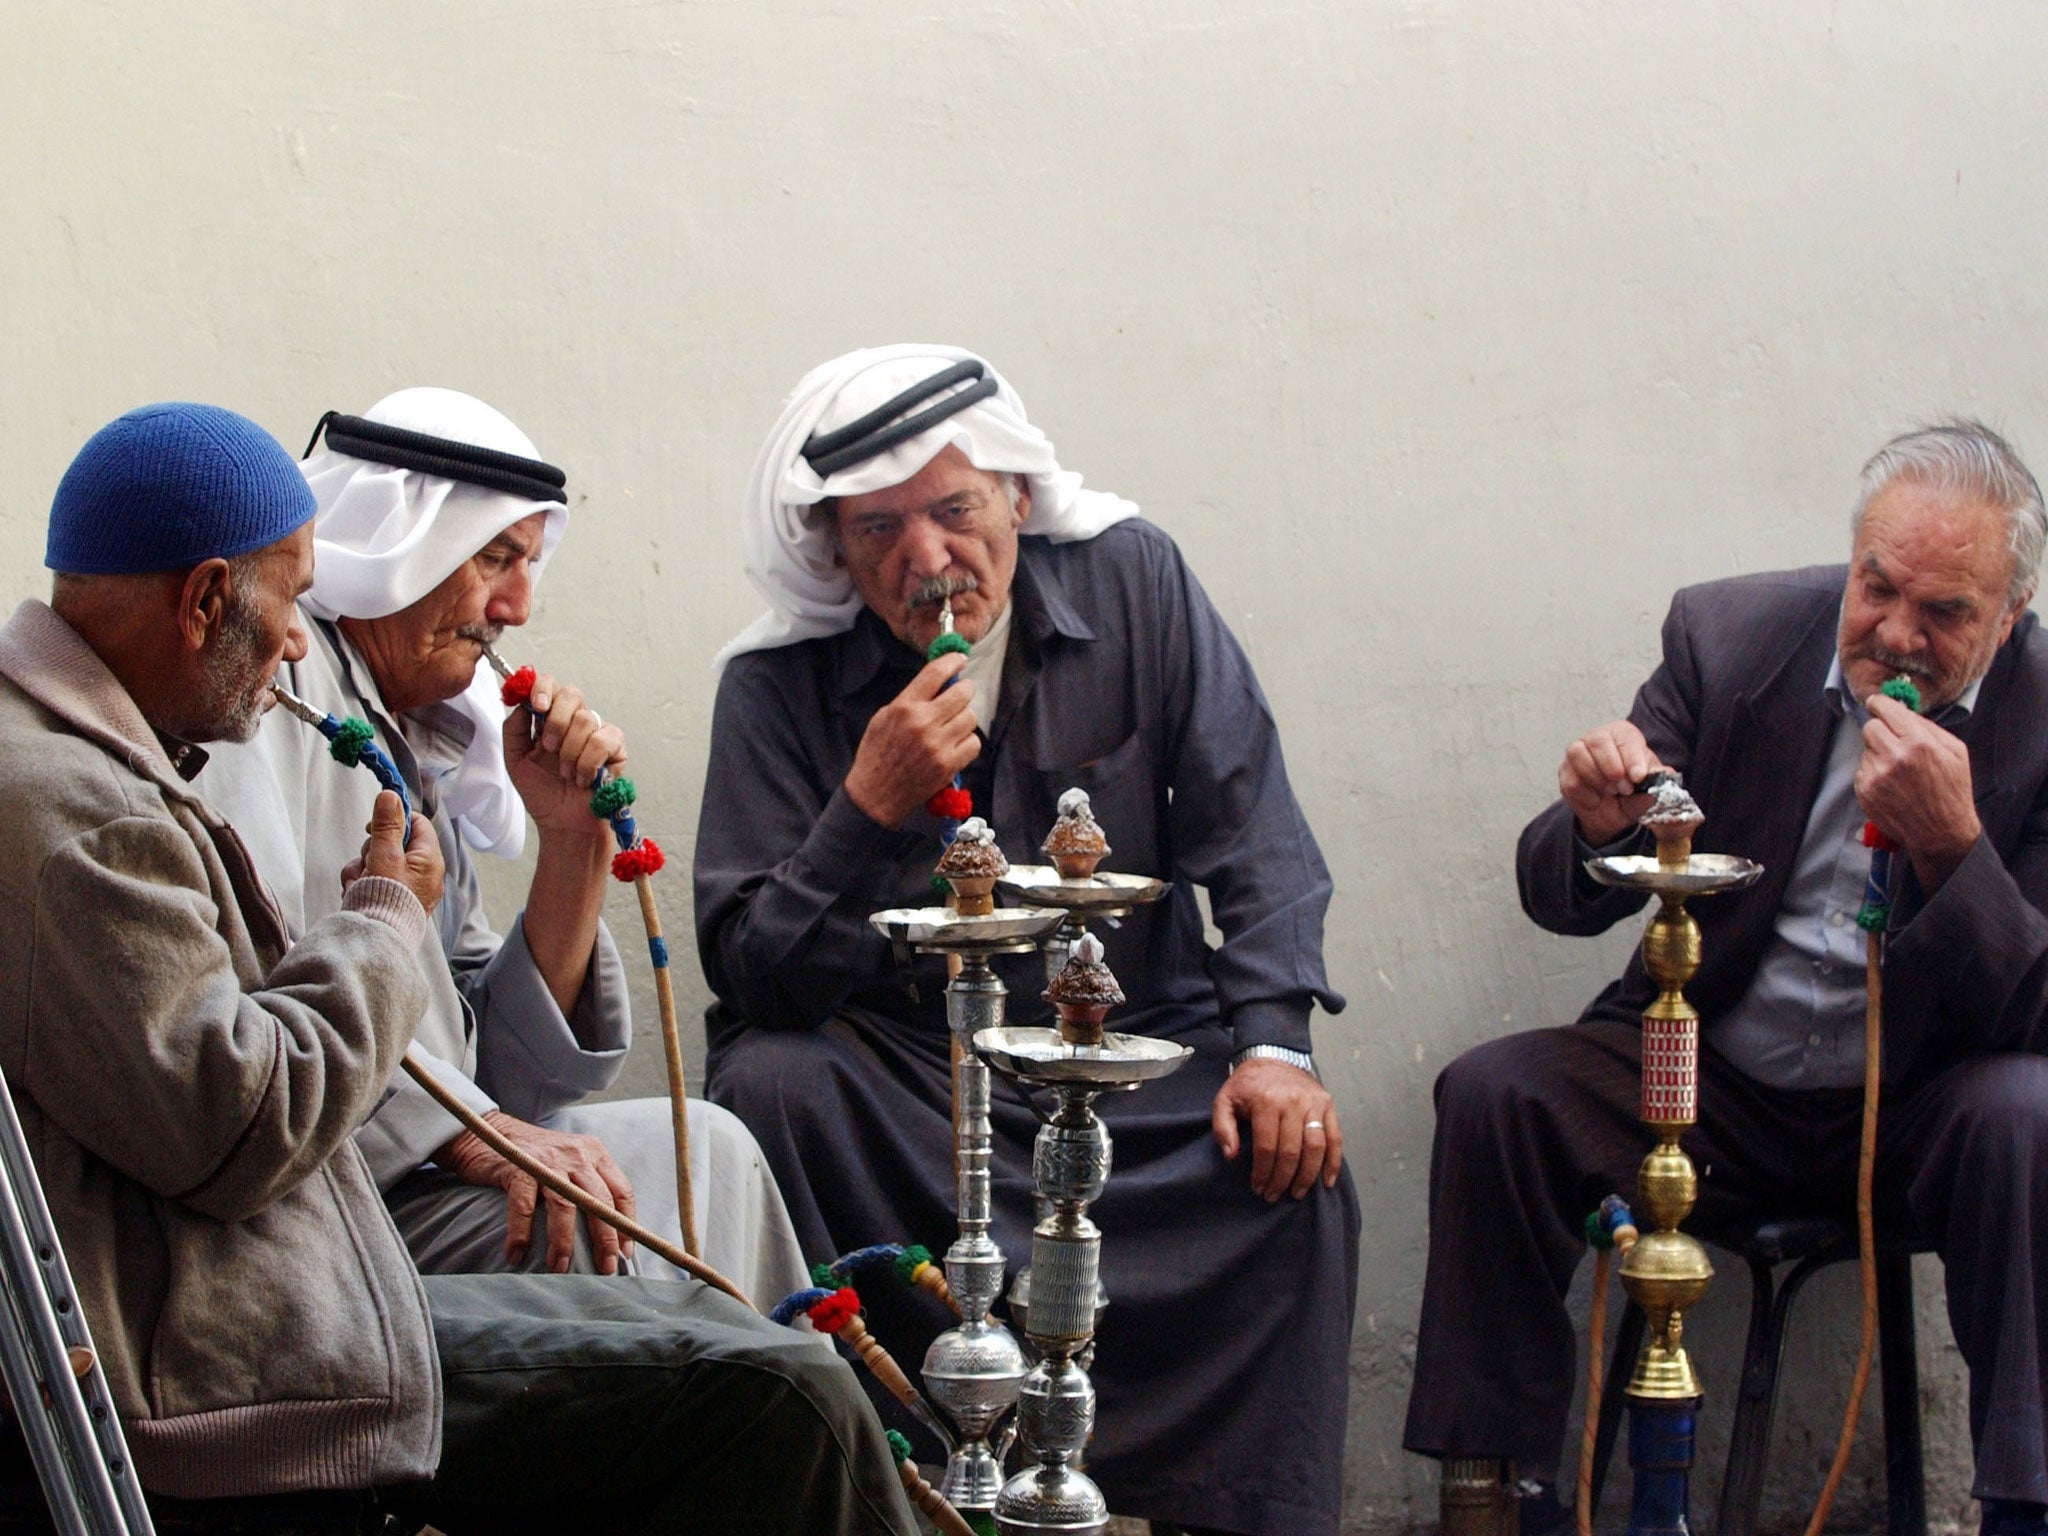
[716,344,1139,670]
[301,387,568,858]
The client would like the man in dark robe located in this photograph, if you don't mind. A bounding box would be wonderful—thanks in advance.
[695,345,1360,1536]
[1405,421,2048,1536]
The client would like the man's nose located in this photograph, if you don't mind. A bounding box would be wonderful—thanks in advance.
[281,610,309,665]
[1875,605,1923,655]
[899,513,951,579]
[486,563,534,628]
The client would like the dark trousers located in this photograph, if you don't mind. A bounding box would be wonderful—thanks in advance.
[393,1274,918,1535]
[1402,1017,2048,1505]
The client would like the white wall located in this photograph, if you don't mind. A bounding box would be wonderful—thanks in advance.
[5,2,2037,1527]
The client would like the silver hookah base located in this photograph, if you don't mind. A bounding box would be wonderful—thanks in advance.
[997,1358,1107,1534]
[996,1467,1108,1536]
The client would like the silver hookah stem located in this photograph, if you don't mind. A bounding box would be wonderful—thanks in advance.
[266,682,325,728]
[923,956,1024,1511]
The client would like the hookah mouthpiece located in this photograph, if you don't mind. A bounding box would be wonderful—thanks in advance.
[268,683,413,829]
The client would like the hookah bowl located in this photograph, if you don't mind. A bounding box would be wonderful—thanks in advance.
[1585,841,1761,1536]
[870,904,1061,1514]
[996,865,1167,987]
[975,941,1190,1536]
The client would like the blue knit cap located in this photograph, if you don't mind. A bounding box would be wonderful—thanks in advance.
[47,403,317,574]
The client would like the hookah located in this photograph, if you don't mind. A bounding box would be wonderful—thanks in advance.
[859,594,1056,1526]
[1578,771,1761,1536]
[976,932,1190,1536]
[1565,677,1920,1536]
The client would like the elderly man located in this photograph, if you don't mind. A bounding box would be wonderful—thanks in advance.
[6,403,915,1532]
[696,346,1360,1536]
[1405,421,2048,1536]
[204,388,805,1299]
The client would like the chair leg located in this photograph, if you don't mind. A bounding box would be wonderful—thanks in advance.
[1589,1300,1645,1518]
[1876,1253,1926,1536]
[1717,1251,1838,1536]
[1715,1256,1782,1536]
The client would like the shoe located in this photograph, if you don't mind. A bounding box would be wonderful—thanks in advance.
[1518,1481,1571,1536]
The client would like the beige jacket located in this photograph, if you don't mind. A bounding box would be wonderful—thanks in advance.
[0,602,441,1497]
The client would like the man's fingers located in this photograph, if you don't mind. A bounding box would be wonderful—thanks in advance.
[568,726,625,788]
[537,684,584,755]
[909,652,969,697]
[1323,1110,1345,1187]
[1290,1113,1329,1199]
[365,788,407,842]
[1211,1090,1240,1160]
[1248,1105,1280,1196]
[504,1172,538,1265]
[541,1186,579,1274]
[1266,1109,1306,1203]
[568,1167,623,1275]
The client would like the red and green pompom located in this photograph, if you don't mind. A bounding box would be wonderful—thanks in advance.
[926,785,972,820]
[807,1287,861,1334]
[1879,675,1923,713]
[926,631,972,662]
[611,839,665,881]
[588,776,637,820]
[500,666,536,707]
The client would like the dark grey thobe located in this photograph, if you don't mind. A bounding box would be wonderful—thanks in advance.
[695,520,1360,1536]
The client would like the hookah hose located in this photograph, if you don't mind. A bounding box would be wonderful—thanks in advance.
[267,686,412,826]
[483,645,700,1261]
[1803,673,1923,1536]
[404,1053,980,1536]
[403,1062,979,1536]
[1575,1198,1638,1536]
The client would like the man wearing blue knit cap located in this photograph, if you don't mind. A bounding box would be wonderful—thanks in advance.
[0,403,919,1532]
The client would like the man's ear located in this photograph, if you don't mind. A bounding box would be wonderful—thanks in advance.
[1999,583,2037,650]
[176,559,233,654]
[1010,475,1031,529]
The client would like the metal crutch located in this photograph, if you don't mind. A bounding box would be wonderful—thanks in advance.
[0,1061,153,1535]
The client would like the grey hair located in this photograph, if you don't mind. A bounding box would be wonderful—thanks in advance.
[1853,419,2046,606]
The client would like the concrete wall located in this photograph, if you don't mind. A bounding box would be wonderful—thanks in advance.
[4,2,2037,1527]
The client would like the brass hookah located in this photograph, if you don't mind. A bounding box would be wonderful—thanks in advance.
[1584,775,1761,1536]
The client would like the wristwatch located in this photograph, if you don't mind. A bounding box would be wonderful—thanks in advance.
[1230,1043,1319,1079]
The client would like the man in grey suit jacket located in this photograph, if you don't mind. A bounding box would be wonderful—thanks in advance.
[1405,421,2048,1536]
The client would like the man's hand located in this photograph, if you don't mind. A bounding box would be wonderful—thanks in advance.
[341,790,444,912]
[843,653,980,828]
[434,1112,636,1275]
[1857,692,1981,893]
[1560,720,1664,846]
[1211,1058,1343,1201]
[503,672,628,837]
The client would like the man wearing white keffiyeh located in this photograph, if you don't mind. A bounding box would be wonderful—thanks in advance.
[203,388,808,1305]
[696,347,1360,1536]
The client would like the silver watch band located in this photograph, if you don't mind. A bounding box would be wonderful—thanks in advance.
[1230,1043,1318,1078]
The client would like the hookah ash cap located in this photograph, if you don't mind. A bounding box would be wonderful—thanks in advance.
[934,816,1008,914]
[1043,931,1124,1046]
[1042,786,1110,878]
[1638,773,1704,866]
